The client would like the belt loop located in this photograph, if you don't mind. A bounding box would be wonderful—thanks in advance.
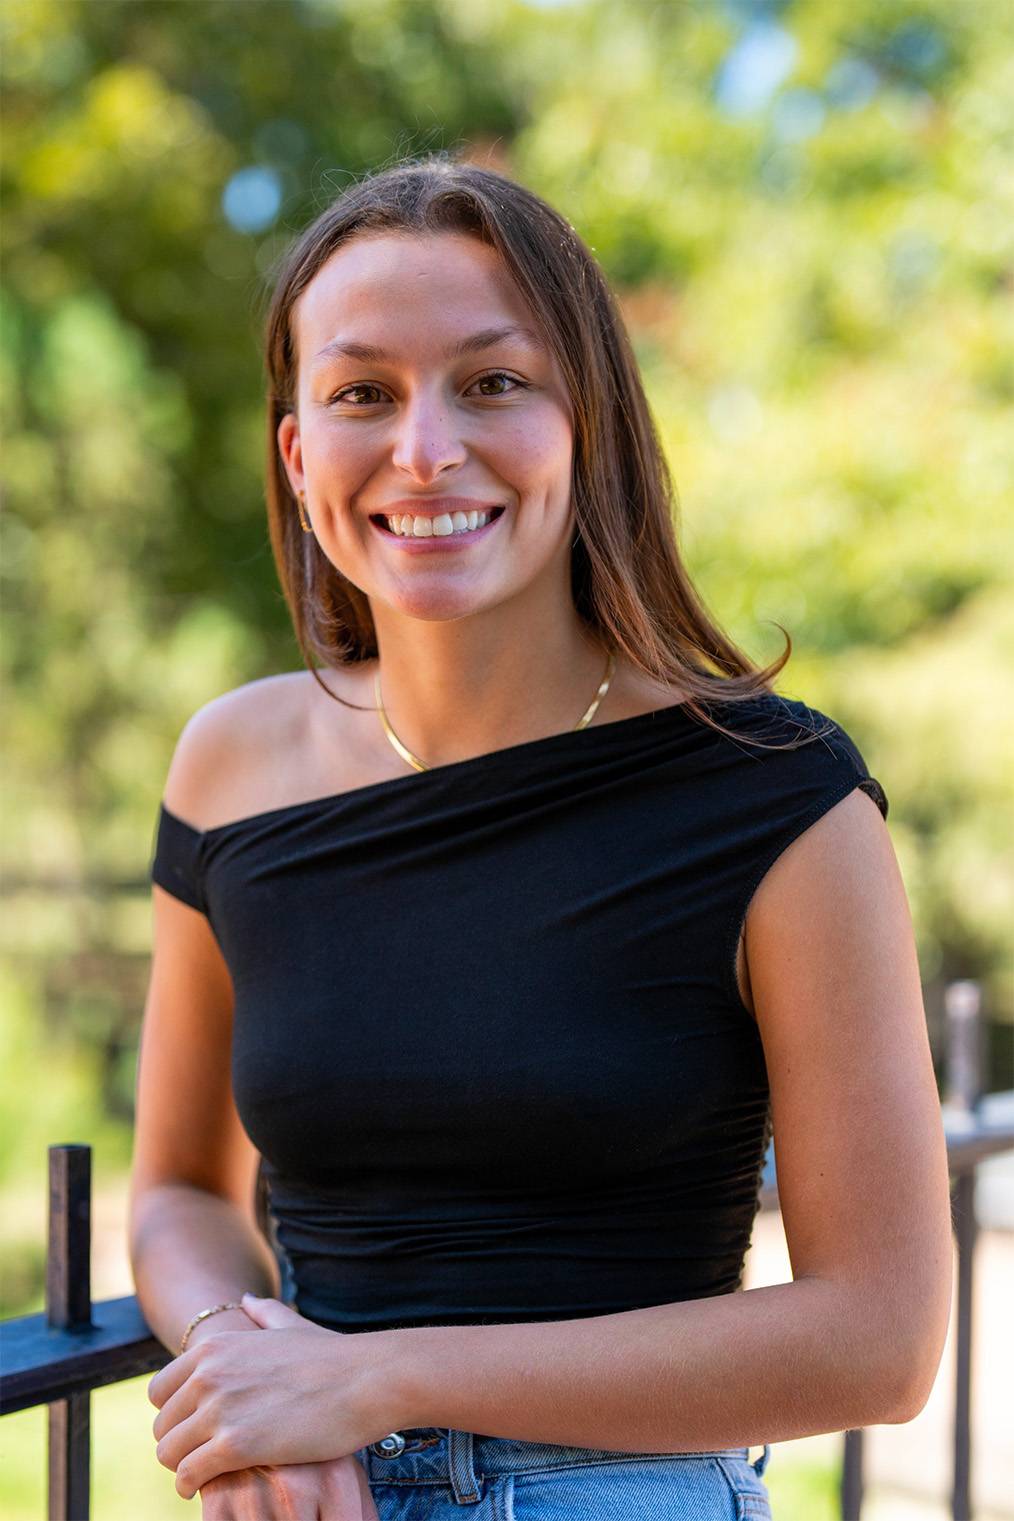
[752,1443,772,1476]
[447,1427,482,1504]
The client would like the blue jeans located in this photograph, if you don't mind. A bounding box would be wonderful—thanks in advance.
[354,1427,773,1518]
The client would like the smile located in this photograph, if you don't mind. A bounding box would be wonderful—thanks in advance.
[370,506,506,550]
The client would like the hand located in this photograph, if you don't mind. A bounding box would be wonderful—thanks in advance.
[197,1454,380,1519]
[147,1295,403,1499]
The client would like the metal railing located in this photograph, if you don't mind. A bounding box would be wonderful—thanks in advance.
[2,983,1012,1520]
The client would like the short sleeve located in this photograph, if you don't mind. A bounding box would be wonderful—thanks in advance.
[820,719,889,823]
[721,702,889,1011]
[150,802,208,915]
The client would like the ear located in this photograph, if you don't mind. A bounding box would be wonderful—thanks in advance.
[276,412,304,498]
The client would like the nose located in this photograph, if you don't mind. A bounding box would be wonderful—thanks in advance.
[390,390,467,483]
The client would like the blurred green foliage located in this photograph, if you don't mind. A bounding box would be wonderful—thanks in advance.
[2,0,1012,1294]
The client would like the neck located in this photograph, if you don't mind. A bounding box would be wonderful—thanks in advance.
[369,604,611,769]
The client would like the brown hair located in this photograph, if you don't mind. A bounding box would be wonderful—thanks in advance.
[262,150,826,749]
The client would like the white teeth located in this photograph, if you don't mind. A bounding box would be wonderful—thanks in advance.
[383,510,495,537]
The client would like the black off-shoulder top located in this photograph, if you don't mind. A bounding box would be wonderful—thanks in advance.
[149,688,888,1335]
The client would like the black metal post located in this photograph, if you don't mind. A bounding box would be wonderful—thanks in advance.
[944,980,983,1115]
[943,977,982,1521]
[951,1168,976,1521]
[840,1427,864,1520]
[47,1144,94,1521]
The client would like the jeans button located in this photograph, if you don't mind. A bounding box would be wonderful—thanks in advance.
[371,1432,407,1458]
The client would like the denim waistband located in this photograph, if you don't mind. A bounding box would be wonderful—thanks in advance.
[357,1427,771,1502]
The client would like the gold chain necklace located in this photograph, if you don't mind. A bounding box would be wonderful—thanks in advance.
[374,649,617,773]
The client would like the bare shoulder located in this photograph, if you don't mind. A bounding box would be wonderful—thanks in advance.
[162,667,370,832]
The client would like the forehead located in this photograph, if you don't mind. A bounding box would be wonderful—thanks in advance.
[294,231,545,365]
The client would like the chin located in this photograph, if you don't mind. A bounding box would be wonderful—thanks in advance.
[375,583,502,623]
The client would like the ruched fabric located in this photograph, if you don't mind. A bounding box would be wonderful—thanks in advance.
[150,687,887,1334]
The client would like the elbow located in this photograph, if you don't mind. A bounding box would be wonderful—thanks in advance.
[848,1353,937,1430]
[881,1370,934,1426]
[888,1386,931,1427]
[843,1279,952,1427]
[867,1245,953,1426]
[875,1313,951,1427]
[882,1351,943,1426]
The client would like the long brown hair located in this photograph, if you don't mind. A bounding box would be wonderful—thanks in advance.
[262,150,825,749]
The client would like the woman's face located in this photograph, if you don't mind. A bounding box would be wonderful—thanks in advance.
[277,230,576,626]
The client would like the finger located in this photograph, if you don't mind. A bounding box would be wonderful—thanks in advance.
[152,1379,199,1445]
[156,1407,213,1475]
[147,1348,196,1409]
[358,1475,382,1521]
[177,1435,244,1501]
[239,1293,305,1329]
[351,1460,382,1521]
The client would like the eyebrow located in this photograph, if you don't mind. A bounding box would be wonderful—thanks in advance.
[310,324,544,369]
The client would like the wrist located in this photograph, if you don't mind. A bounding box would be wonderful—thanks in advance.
[361,1327,426,1434]
[185,1306,260,1349]
[376,1324,458,1432]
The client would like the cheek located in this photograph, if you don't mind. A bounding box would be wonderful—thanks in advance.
[491,410,573,488]
[308,422,372,483]
[308,430,379,533]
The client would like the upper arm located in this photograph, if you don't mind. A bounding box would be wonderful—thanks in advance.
[745,786,953,1407]
[129,701,262,1231]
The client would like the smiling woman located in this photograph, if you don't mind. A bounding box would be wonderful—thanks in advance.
[130,152,951,1519]
[272,224,581,646]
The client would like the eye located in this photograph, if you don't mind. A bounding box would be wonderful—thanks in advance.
[468,371,528,398]
[328,371,529,407]
[329,383,386,406]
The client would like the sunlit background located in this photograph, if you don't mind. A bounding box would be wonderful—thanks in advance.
[2,0,1012,1516]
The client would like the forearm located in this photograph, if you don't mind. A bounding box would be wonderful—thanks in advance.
[392,1278,918,1452]
[129,1180,281,1354]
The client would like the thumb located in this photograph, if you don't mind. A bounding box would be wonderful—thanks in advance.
[240,1292,305,1329]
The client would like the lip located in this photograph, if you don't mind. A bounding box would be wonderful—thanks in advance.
[370,504,506,552]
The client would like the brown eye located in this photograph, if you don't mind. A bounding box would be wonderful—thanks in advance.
[471,372,525,397]
[331,384,385,405]
[331,372,528,406]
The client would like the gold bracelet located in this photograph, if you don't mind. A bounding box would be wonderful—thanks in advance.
[179,1301,244,1356]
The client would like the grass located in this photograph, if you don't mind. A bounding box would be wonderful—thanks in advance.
[765,1453,842,1520]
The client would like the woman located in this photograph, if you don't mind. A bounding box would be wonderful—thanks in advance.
[131,154,952,1520]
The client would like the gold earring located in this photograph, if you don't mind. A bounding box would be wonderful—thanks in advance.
[296,491,313,533]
